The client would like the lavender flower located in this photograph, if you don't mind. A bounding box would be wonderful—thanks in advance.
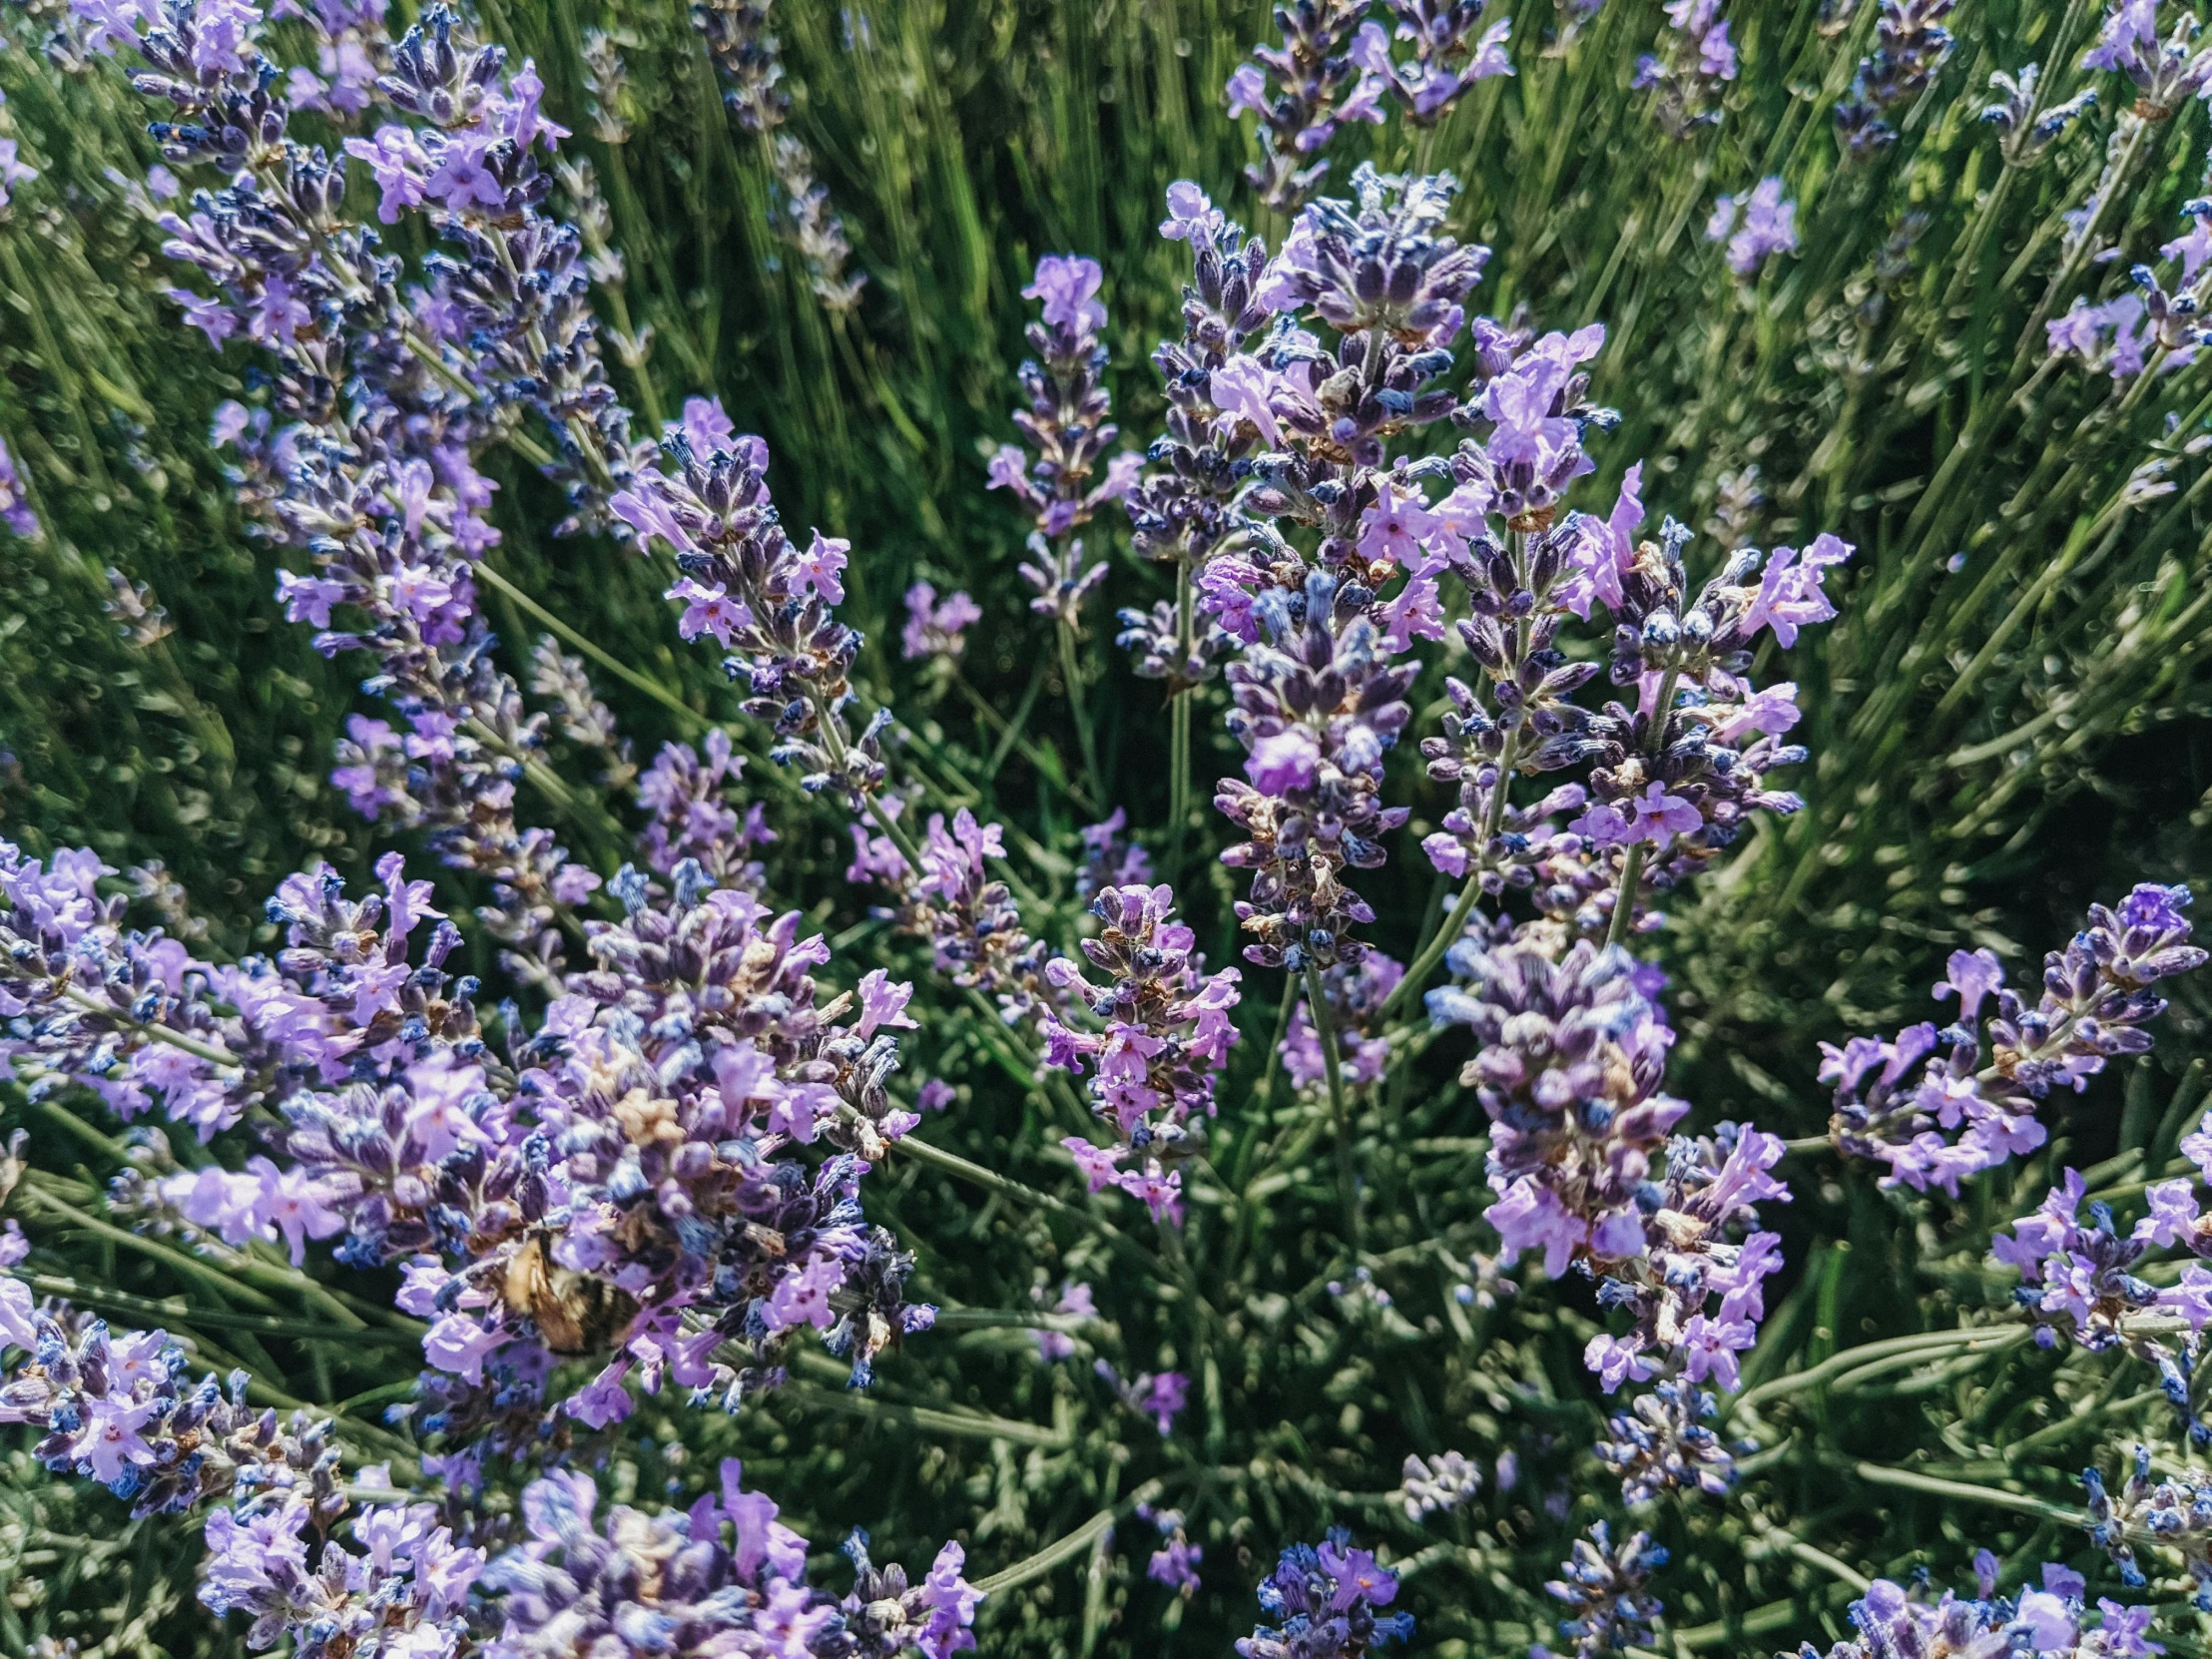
[1141,1504,1204,1596]
[530,636,636,795]
[1426,935,1789,1394]
[0,136,36,217]
[1982,65,2099,165]
[1072,808,1155,903]
[1826,885,2206,1192]
[0,1306,343,1521]
[1990,1169,2210,1437]
[694,0,864,309]
[106,0,639,978]
[1031,1279,1094,1362]
[1041,881,1242,1222]
[848,805,1066,1024]
[1225,2,1389,212]
[988,254,1135,625]
[2080,0,2212,120]
[1121,184,1272,690]
[1352,2,1516,126]
[1633,0,1737,137]
[0,435,40,540]
[1283,952,1402,1092]
[636,729,775,886]
[2087,1446,2212,1605]
[1705,177,1799,276]
[900,580,982,663]
[617,422,875,806]
[1812,1576,2018,1659]
[202,1488,484,1657]
[1834,0,1956,154]
[1218,571,1416,970]
[1397,1448,1481,1519]
[1546,1523,1665,1658]
[1594,1377,1738,1503]
[487,1458,979,1658]
[1236,1529,1412,1659]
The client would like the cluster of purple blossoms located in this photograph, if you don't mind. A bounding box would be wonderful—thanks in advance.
[1225,3,1388,212]
[1990,1168,2212,1436]
[201,1482,485,1657]
[0,839,470,1144]
[1546,1523,1666,1659]
[1594,1378,1737,1504]
[1632,0,1737,137]
[1193,165,1491,969]
[103,0,660,980]
[1350,3,1515,127]
[0,133,37,219]
[636,728,777,887]
[2046,290,2163,380]
[5,822,935,1455]
[847,805,1065,1025]
[2045,207,2211,379]
[1119,184,1270,692]
[1981,64,2100,166]
[2079,0,2212,121]
[1030,1278,1095,1362]
[900,580,983,664]
[1426,934,1788,1491]
[1800,1564,2162,1659]
[1569,509,1849,929]
[1396,1448,1480,1519]
[1824,884,2205,1193]
[0,435,37,541]
[530,637,637,798]
[1834,0,1957,154]
[1218,571,1417,971]
[1097,1361,1192,1435]
[986,254,1139,627]
[0,1295,485,1657]
[0,1299,339,1520]
[1073,807,1156,904]
[1141,1503,1204,1597]
[692,0,864,309]
[618,403,872,802]
[1042,881,1243,1223]
[1235,1529,1411,1659]
[486,1461,980,1659]
[1705,178,1799,277]
[2086,1445,2212,1605]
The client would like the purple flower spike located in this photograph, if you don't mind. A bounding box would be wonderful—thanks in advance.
[1829,885,2206,1189]
[1238,1527,1413,1659]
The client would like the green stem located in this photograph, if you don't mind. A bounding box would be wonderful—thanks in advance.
[1304,962,1358,1239]
[475,562,705,734]
[18,1275,418,1348]
[1605,844,1647,949]
[890,1132,1171,1283]
[1381,870,1483,1021]
[56,985,244,1070]
[780,1380,1069,1449]
[1730,1326,2024,1415]
[1058,616,1106,807]
[972,1478,1173,1595]
[1840,1457,2083,1527]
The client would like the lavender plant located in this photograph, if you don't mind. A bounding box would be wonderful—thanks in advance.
[0,0,2210,1656]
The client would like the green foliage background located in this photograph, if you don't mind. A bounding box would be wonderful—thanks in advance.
[2,0,2212,1653]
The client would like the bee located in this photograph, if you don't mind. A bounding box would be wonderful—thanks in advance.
[501,1233,640,1355]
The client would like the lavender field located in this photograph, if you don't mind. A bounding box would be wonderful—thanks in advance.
[0,0,2209,1655]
